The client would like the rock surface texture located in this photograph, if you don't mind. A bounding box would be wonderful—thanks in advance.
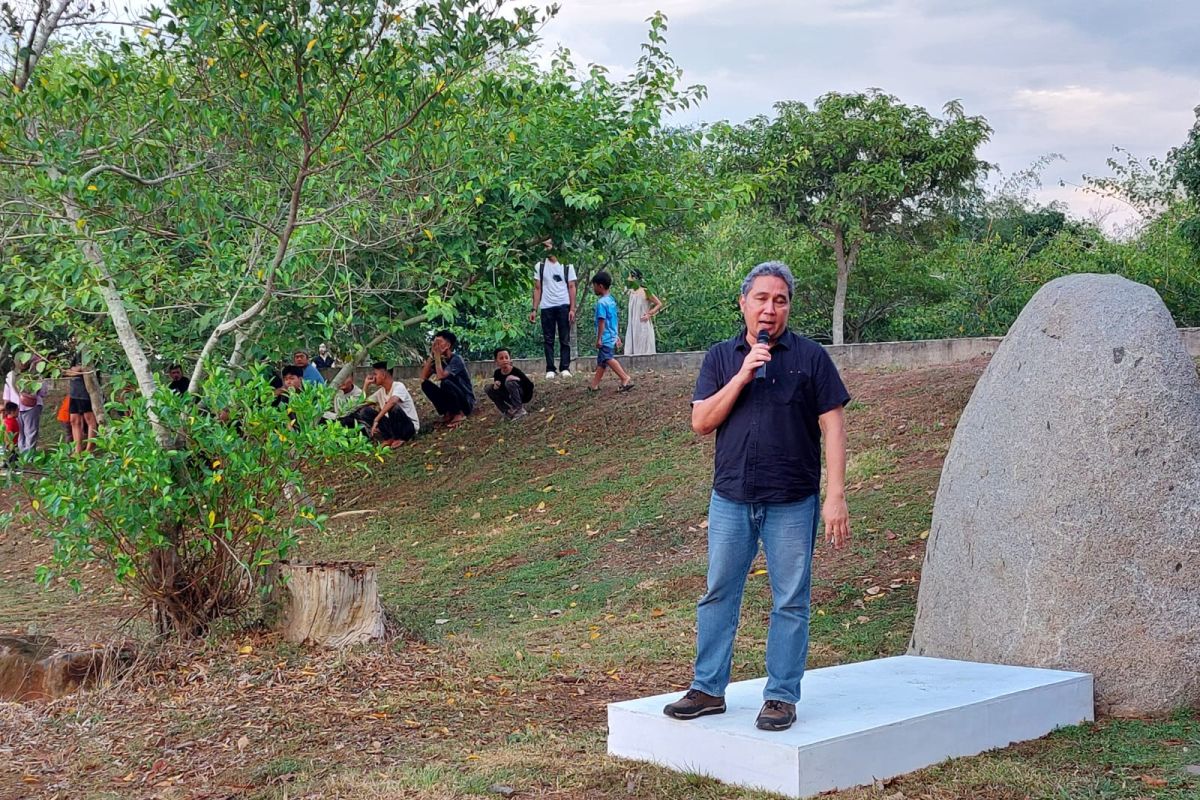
[910,273,1200,717]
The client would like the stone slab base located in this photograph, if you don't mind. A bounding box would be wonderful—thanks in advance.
[607,656,1093,799]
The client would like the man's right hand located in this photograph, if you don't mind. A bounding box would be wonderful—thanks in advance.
[529,311,536,323]
[737,341,772,383]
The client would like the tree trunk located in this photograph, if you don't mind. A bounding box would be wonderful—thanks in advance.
[830,229,861,347]
[81,362,107,427]
[266,561,385,647]
[329,313,428,387]
[831,228,849,346]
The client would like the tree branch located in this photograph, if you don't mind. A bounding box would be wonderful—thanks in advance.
[80,162,205,187]
[330,314,427,386]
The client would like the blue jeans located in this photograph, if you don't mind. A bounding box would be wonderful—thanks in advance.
[691,491,819,704]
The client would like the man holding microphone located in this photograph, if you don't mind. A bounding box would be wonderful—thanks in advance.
[664,261,852,732]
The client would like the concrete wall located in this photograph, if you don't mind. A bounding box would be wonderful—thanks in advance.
[387,334,1007,381]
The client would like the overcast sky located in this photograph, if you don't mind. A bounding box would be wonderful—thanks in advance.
[535,0,1200,232]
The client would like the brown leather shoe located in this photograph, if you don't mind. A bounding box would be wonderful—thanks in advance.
[755,699,796,731]
[663,688,726,719]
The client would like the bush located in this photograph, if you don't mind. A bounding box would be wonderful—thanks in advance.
[21,370,379,636]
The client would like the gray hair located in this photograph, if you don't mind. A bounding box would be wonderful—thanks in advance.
[740,261,795,298]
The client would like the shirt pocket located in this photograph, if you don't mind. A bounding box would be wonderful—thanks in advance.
[768,368,811,406]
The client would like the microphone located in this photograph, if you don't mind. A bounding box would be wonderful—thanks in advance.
[755,329,770,381]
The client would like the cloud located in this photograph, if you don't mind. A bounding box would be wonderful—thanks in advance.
[538,0,1199,231]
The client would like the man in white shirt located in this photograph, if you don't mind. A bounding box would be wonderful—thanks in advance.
[323,374,365,422]
[360,361,419,446]
[529,238,577,379]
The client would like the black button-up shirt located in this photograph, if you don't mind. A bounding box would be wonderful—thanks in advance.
[693,329,850,504]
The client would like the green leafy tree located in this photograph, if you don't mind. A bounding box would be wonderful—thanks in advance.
[27,375,378,633]
[0,0,548,633]
[1170,105,1200,255]
[715,91,992,344]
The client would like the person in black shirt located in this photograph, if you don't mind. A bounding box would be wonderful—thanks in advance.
[273,365,305,410]
[485,348,534,421]
[166,364,189,395]
[313,343,336,370]
[663,261,852,733]
[63,359,100,454]
[420,330,475,427]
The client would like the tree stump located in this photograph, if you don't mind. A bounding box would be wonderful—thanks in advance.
[266,561,385,647]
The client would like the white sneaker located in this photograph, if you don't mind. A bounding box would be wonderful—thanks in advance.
[559,369,572,378]
[545,371,557,380]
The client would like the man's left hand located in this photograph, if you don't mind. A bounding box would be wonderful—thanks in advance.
[823,494,851,549]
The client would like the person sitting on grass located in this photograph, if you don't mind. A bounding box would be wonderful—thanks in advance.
[323,373,364,423]
[420,330,475,427]
[293,350,326,385]
[588,271,634,393]
[166,363,189,395]
[348,361,419,447]
[272,365,306,413]
[486,348,534,421]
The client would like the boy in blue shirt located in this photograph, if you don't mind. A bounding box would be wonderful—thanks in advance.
[589,271,634,393]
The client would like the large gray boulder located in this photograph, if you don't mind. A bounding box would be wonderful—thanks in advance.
[910,273,1200,717]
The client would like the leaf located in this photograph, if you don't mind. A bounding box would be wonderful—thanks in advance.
[237,734,249,753]
[207,510,216,527]
[750,568,767,576]
[238,644,253,655]
[650,608,665,618]
[255,21,268,35]
[918,529,930,539]
[305,38,317,54]
[1138,775,1168,788]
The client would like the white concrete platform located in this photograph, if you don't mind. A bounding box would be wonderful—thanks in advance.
[607,655,1093,798]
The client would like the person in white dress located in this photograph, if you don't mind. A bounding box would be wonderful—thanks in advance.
[623,269,665,356]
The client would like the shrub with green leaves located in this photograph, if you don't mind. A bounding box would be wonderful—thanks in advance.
[22,370,379,635]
